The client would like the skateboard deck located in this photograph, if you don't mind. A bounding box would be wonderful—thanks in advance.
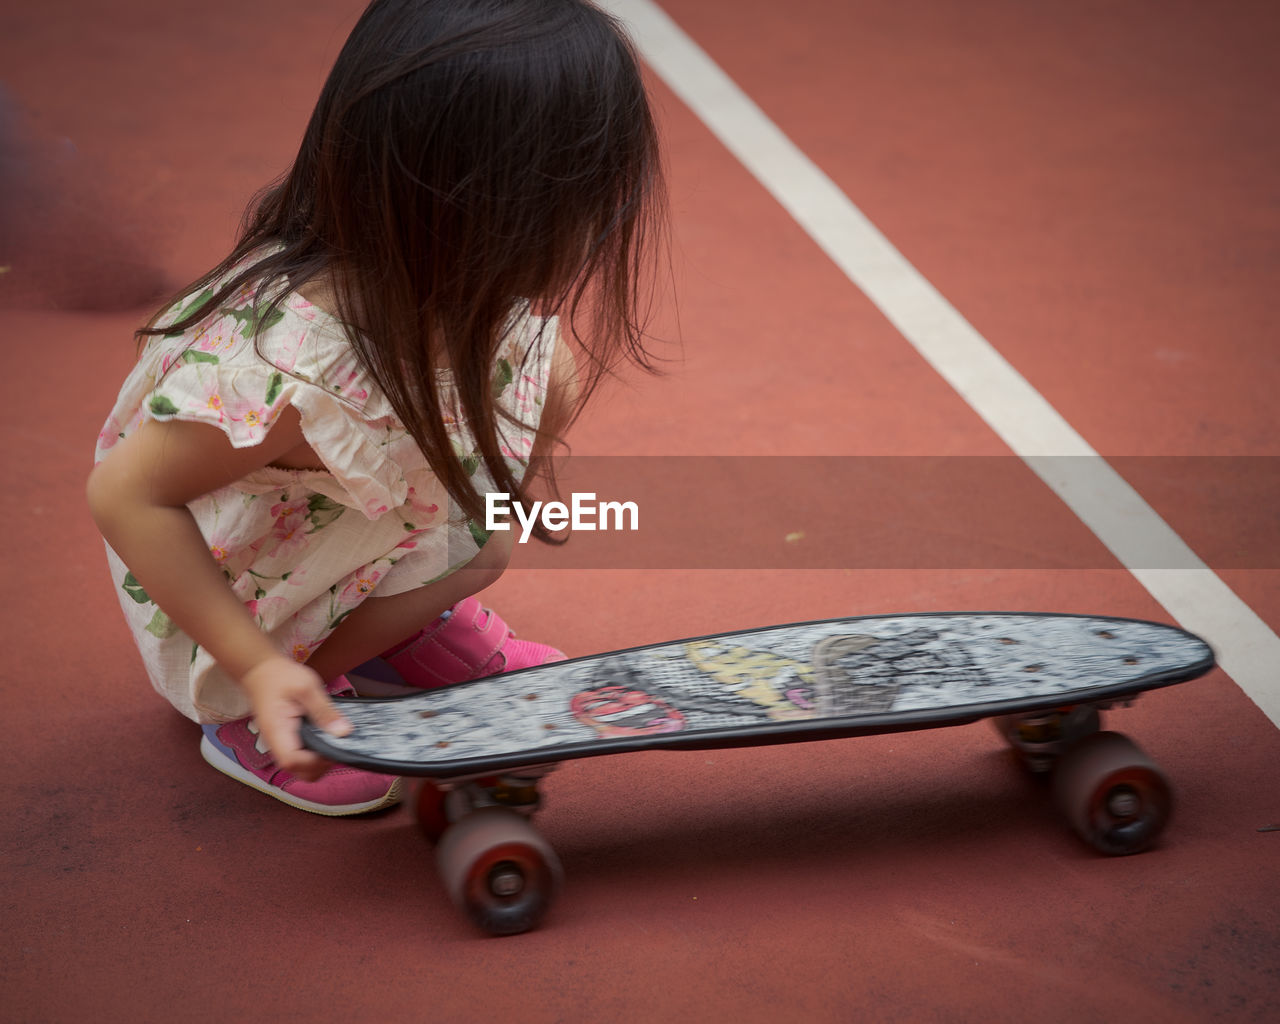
[300,612,1214,936]
[304,612,1211,777]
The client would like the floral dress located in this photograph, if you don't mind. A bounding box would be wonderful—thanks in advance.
[95,275,554,723]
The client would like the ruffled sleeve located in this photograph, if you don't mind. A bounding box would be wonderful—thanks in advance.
[283,384,410,518]
[143,300,412,519]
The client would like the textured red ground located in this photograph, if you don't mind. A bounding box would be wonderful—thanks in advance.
[2,1,1276,1021]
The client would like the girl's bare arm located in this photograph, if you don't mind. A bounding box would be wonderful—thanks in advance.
[86,406,348,779]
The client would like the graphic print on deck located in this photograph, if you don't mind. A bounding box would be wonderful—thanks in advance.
[311,614,1214,774]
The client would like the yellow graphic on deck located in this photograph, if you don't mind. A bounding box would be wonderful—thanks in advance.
[684,642,816,720]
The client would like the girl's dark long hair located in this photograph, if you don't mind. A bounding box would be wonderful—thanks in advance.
[139,0,667,539]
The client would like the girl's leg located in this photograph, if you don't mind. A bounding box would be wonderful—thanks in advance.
[305,530,515,682]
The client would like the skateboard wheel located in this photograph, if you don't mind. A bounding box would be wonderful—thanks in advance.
[436,806,562,936]
[1052,731,1171,856]
[414,781,450,844]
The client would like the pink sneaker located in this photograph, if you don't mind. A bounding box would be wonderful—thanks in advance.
[372,597,565,691]
[199,675,402,816]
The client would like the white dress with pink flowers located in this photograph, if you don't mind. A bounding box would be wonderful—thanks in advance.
[95,280,554,723]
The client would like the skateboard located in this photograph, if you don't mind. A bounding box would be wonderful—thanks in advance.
[301,612,1214,935]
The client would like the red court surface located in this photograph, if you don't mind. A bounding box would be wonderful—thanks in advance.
[2,1,1277,1021]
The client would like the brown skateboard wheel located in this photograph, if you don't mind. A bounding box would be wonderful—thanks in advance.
[436,806,562,936]
[1052,731,1171,855]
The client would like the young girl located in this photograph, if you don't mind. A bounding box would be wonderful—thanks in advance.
[87,0,666,816]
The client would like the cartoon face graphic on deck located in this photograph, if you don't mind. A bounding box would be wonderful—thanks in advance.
[570,686,687,736]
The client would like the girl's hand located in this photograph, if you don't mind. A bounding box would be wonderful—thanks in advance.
[239,657,352,782]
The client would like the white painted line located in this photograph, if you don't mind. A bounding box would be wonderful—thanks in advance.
[601,0,1280,727]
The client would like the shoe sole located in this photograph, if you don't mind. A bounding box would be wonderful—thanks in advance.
[200,736,403,817]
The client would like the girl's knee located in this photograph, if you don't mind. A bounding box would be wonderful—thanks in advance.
[457,559,505,596]
[467,529,514,579]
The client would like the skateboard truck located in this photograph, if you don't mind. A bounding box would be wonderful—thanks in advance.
[994,704,1103,772]
[419,765,559,844]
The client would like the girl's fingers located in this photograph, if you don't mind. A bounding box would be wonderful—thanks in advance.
[301,687,353,738]
[241,658,351,778]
